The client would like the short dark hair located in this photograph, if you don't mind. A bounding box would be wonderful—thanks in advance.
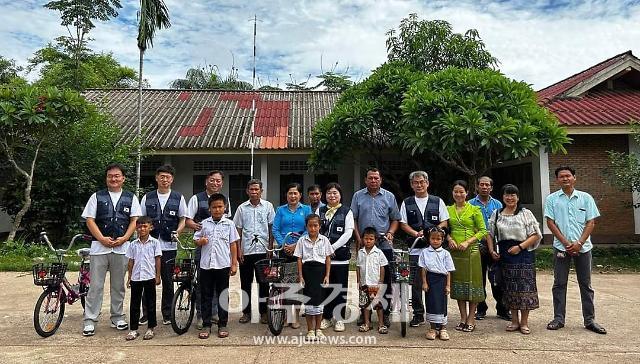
[136,216,153,225]
[477,176,493,186]
[555,166,575,177]
[452,180,468,192]
[286,182,303,195]
[247,179,263,188]
[325,182,342,196]
[208,193,227,206]
[362,226,378,238]
[105,162,126,176]
[307,184,321,193]
[366,167,380,175]
[427,226,445,239]
[207,170,224,179]
[156,164,175,176]
[305,214,321,225]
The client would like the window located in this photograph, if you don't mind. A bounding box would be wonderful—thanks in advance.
[279,174,304,205]
[491,163,534,204]
[229,174,251,215]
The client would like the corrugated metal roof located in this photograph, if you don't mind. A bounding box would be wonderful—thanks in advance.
[84,89,340,150]
[537,51,640,126]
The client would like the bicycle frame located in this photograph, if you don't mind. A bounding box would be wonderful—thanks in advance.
[39,232,91,304]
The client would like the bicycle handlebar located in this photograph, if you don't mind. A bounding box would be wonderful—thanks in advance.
[40,231,91,255]
[258,231,300,252]
[171,231,196,251]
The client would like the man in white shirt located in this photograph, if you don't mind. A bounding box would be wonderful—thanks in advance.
[81,163,142,336]
[140,165,188,325]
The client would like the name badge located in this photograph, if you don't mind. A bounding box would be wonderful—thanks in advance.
[337,226,344,232]
[431,216,438,221]
[169,210,176,216]
[123,207,130,213]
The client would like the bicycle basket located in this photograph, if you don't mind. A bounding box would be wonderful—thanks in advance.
[391,261,417,283]
[32,263,67,286]
[255,258,285,283]
[172,258,196,282]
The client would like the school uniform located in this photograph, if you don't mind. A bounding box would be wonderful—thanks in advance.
[194,217,240,329]
[356,246,389,309]
[418,246,455,327]
[293,234,334,315]
[126,236,162,331]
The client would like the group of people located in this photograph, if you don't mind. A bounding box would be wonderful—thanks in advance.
[79,163,607,342]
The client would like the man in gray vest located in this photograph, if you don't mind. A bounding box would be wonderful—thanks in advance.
[185,170,231,329]
[399,171,449,327]
[81,163,142,336]
[140,165,188,325]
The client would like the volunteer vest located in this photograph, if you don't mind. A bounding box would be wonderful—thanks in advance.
[145,190,182,241]
[319,205,352,261]
[194,191,230,222]
[94,189,134,240]
[404,195,442,250]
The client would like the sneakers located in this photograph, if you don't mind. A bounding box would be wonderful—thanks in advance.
[320,318,333,330]
[426,329,437,340]
[83,323,95,337]
[125,330,139,341]
[139,316,148,325]
[196,317,204,330]
[315,329,326,340]
[334,320,345,332]
[305,330,316,341]
[239,313,251,324]
[439,329,450,341]
[162,319,172,325]
[110,320,129,330]
[143,328,155,340]
[475,311,486,320]
[410,316,425,327]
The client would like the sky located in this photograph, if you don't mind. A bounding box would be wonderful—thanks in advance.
[1,0,639,90]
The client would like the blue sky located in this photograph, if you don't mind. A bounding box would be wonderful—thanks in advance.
[1,0,639,89]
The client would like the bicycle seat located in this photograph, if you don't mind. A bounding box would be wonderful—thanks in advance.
[77,248,91,258]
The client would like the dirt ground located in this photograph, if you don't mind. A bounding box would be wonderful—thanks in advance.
[1,271,639,363]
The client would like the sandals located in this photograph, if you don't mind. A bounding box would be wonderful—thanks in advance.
[454,322,466,331]
[125,331,139,341]
[426,329,436,340]
[218,327,229,338]
[359,324,370,332]
[439,329,450,341]
[198,327,211,339]
[506,323,520,332]
[463,324,476,332]
[547,320,565,330]
[585,322,607,335]
[143,329,154,340]
[378,325,388,334]
[290,322,301,329]
[520,326,531,335]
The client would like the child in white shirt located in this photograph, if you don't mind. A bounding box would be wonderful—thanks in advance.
[356,227,389,334]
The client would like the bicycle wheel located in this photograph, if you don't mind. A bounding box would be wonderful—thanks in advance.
[267,287,285,336]
[399,282,410,337]
[34,288,66,338]
[171,284,195,335]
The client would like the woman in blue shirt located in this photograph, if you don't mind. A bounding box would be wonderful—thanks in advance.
[272,182,312,329]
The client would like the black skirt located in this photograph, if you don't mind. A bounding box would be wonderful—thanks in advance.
[302,261,326,307]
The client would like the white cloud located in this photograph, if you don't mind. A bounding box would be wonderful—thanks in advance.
[1,0,639,89]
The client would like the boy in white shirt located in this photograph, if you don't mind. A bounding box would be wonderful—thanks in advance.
[356,227,389,334]
[125,216,162,340]
[194,193,239,339]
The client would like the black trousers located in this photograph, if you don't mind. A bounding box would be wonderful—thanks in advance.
[141,250,175,321]
[200,267,230,328]
[410,255,425,318]
[477,243,507,315]
[240,253,268,315]
[323,264,349,321]
[381,249,393,316]
[130,279,157,331]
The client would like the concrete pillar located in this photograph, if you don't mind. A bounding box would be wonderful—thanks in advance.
[539,146,552,234]
[261,156,269,201]
[629,135,640,234]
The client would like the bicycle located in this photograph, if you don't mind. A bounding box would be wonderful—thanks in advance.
[32,232,92,338]
[390,236,423,337]
[254,232,300,336]
[169,232,198,335]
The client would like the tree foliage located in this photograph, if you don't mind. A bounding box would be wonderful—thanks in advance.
[169,65,253,90]
[44,0,123,90]
[398,67,569,184]
[606,123,640,203]
[0,56,25,86]
[0,85,135,242]
[386,14,498,73]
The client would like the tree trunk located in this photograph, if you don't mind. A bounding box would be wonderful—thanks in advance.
[136,48,144,197]
[7,141,42,242]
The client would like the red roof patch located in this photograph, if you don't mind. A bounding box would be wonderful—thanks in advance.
[177,107,215,136]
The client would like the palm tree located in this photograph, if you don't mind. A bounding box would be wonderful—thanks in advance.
[136,0,170,195]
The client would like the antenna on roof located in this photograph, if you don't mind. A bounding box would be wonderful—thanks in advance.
[249,14,261,179]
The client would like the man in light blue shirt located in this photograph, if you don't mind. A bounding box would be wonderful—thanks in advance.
[469,176,509,321]
[544,166,606,334]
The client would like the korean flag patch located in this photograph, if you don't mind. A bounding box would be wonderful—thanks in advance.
[123,207,130,213]
[431,216,438,221]
[169,211,176,216]
[337,226,344,232]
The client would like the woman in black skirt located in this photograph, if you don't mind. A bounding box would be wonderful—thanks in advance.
[487,184,542,335]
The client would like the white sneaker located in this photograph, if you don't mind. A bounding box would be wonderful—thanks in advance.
[110,319,128,330]
[334,320,345,332]
[315,329,326,340]
[320,318,333,330]
[83,323,95,336]
[305,330,316,341]
[196,317,203,330]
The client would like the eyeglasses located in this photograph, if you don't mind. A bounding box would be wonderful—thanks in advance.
[107,174,123,179]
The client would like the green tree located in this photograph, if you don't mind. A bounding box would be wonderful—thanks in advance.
[386,14,498,73]
[29,45,138,89]
[0,56,25,85]
[398,67,569,186]
[0,85,117,241]
[44,0,123,90]
[169,65,254,90]
[136,0,171,194]
[606,123,640,203]
[312,71,352,92]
